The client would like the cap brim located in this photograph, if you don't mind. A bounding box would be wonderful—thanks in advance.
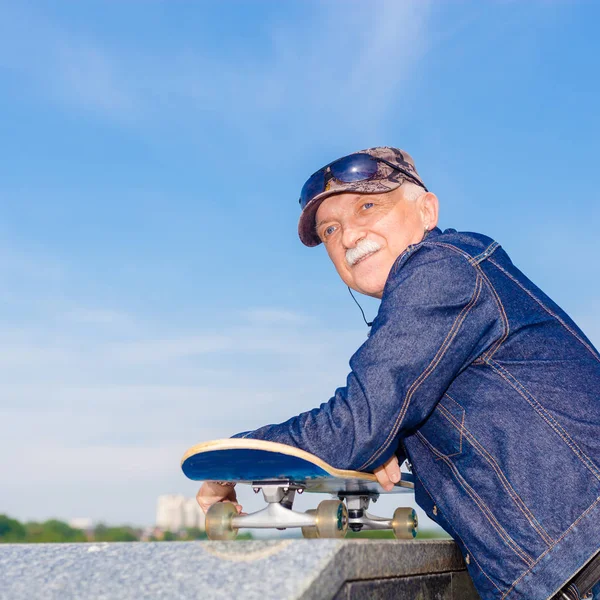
[297,180,404,247]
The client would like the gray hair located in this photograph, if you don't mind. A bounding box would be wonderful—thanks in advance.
[401,181,428,202]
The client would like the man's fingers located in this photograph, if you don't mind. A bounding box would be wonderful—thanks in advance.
[374,465,394,491]
[196,484,210,513]
[374,455,401,491]
[384,455,401,484]
[196,481,241,515]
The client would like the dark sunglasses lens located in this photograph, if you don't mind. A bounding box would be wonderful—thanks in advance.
[300,170,325,209]
[330,154,378,183]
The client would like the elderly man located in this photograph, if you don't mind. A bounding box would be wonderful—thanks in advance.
[197,147,600,600]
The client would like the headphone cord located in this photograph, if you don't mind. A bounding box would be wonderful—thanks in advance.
[348,286,373,328]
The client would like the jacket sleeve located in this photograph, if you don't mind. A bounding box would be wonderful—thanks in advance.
[231,243,505,472]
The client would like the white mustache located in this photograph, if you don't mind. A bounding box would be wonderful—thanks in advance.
[346,239,382,267]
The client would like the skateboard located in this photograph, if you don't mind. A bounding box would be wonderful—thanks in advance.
[181,438,418,540]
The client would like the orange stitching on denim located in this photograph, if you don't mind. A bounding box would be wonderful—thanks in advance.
[440,398,553,546]
[425,243,508,360]
[417,472,504,595]
[390,241,471,283]
[477,265,509,359]
[488,357,600,480]
[360,240,505,470]
[501,496,600,599]
[388,238,456,276]
[455,400,465,456]
[469,241,500,266]
[417,431,535,567]
[489,258,600,363]
[438,397,554,546]
[432,395,464,461]
[390,246,414,277]
[393,240,528,363]
[393,275,481,437]
[391,240,472,281]
[357,273,483,471]
[428,241,474,261]
[486,358,600,481]
[443,393,464,413]
[433,406,464,461]
[359,271,482,469]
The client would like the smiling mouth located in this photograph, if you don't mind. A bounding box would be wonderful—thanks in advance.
[352,249,379,267]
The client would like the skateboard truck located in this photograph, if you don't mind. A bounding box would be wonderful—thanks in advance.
[205,480,418,541]
[339,492,418,538]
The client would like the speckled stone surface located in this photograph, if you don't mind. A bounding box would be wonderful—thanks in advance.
[0,539,474,600]
[333,571,479,599]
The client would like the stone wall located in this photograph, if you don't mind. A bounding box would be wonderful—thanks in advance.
[0,539,480,599]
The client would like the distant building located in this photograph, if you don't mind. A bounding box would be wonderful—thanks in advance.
[69,517,94,530]
[156,495,205,531]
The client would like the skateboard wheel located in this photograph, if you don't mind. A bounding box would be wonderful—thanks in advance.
[301,509,318,539]
[392,507,418,539]
[315,500,348,539]
[205,502,239,541]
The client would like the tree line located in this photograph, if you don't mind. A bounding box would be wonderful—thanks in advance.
[1,513,445,542]
[0,514,229,543]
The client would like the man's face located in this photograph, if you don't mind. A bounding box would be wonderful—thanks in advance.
[314,187,438,298]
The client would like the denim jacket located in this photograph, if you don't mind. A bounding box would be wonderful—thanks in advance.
[232,227,600,600]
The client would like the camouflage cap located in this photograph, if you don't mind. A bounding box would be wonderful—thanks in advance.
[298,146,426,247]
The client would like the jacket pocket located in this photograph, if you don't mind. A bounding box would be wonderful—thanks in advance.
[419,394,465,460]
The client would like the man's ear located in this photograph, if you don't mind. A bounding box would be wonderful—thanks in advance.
[420,192,439,230]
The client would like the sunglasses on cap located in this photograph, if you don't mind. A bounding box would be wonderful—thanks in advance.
[299,152,428,210]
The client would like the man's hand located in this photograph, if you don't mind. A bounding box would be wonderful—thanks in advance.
[373,454,401,491]
[196,481,243,515]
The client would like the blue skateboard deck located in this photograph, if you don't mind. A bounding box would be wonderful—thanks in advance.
[181,438,414,494]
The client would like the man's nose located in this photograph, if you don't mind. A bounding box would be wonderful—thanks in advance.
[342,223,367,249]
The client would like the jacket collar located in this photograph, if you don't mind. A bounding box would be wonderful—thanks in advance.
[422,226,442,242]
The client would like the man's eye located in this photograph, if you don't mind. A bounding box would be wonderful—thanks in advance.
[362,202,374,210]
[324,225,336,237]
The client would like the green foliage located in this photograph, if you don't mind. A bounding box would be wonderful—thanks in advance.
[416,529,451,540]
[0,516,86,544]
[345,528,450,539]
[93,524,138,542]
[0,514,251,544]
[0,515,138,544]
[25,520,87,543]
[183,527,208,540]
[0,515,26,542]
[345,529,395,539]
[2,512,451,543]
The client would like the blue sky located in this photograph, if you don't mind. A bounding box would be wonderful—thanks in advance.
[1,1,599,528]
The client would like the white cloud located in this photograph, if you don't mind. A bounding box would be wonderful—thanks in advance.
[241,308,308,325]
[0,0,432,137]
[0,2,135,121]
[0,242,65,282]
[52,39,135,117]
[108,335,235,363]
[65,308,133,326]
[0,0,440,527]
[0,293,366,524]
